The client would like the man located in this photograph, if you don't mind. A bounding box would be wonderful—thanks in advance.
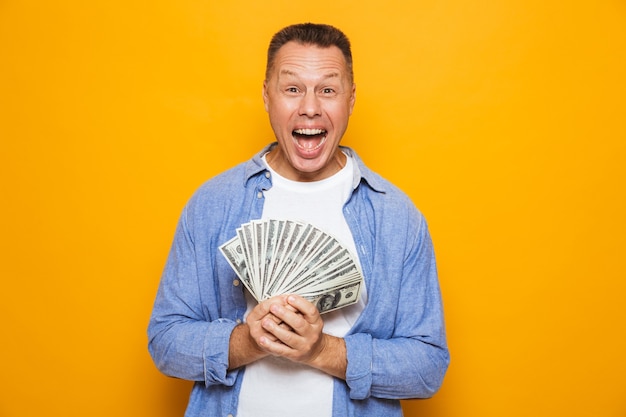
[148,23,449,417]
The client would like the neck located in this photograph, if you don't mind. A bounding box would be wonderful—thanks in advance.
[265,146,346,182]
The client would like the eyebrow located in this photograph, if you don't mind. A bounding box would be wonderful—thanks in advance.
[279,69,341,79]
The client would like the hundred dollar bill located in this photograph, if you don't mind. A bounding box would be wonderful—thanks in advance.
[283,245,354,293]
[219,219,364,312]
[303,281,363,314]
[218,235,257,299]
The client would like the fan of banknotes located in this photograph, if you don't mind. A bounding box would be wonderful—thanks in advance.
[219,219,363,314]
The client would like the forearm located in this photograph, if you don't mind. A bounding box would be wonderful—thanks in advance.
[307,333,347,380]
[228,323,269,370]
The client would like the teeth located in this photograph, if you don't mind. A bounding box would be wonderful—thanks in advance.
[294,128,325,136]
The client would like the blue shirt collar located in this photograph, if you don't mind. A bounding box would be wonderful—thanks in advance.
[245,143,387,194]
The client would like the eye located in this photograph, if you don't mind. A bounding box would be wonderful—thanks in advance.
[321,87,335,94]
[286,87,299,93]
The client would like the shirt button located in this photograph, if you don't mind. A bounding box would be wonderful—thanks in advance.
[236,318,242,324]
[233,279,240,287]
[265,171,271,178]
[257,191,263,199]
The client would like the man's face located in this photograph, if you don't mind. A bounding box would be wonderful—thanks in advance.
[263,41,356,182]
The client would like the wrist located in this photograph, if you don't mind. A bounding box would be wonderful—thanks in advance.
[309,334,347,380]
[229,323,267,370]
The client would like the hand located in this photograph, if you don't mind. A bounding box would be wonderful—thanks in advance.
[228,295,291,370]
[238,294,347,379]
[255,294,326,365]
[246,295,295,346]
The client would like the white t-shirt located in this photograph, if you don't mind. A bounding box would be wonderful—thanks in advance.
[236,153,366,417]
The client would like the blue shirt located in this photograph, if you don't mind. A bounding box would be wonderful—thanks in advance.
[148,144,449,417]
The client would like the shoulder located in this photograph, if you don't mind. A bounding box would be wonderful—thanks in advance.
[188,162,247,208]
[187,146,270,210]
[349,150,423,218]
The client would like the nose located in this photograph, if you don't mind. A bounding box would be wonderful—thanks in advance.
[298,91,322,117]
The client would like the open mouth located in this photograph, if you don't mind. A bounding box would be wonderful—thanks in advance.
[292,128,328,151]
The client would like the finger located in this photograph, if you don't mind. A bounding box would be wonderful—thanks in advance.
[260,315,299,349]
[285,295,320,323]
[259,311,325,363]
[268,302,307,333]
[247,295,288,323]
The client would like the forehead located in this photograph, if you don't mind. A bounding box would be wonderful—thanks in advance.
[270,42,350,80]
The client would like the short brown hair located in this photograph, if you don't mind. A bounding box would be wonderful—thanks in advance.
[265,23,353,82]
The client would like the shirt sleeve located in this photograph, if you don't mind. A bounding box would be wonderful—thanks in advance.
[343,212,449,400]
[147,206,240,387]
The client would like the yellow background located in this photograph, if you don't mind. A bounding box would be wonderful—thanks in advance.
[1,1,625,416]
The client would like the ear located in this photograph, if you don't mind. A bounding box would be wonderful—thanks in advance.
[262,80,269,112]
[349,83,356,115]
